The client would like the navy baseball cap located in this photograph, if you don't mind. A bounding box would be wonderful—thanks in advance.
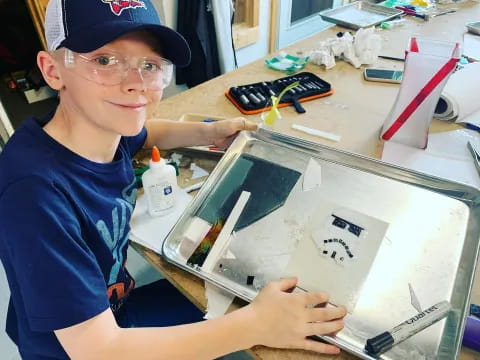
[44,0,191,67]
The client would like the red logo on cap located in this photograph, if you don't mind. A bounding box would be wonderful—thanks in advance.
[102,0,146,16]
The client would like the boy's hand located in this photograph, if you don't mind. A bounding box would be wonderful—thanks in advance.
[248,277,347,354]
[210,117,257,149]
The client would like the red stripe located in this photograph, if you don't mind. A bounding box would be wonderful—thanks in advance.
[410,37,419,52]
[382,57,458,141]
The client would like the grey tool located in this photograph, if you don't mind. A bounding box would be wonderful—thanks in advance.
[248,92,261,105]
[425,9,456,21]
[262,82,276,96]
[256,92,266,102]
[239,93,250,106]
[467,141,480,177]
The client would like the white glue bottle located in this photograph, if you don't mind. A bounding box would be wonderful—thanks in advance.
[142,146,178,216]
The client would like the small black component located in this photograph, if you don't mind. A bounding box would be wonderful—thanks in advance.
[349,224,364,237]
[332,215,347,229]
[246,275,255,285]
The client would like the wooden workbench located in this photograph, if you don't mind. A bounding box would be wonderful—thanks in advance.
[135,3,480,359]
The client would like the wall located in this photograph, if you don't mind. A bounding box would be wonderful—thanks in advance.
[151,0,188,103]
[151,0,273,104]
[235,0,272,68]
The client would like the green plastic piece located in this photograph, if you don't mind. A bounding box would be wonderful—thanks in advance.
[265,53,309,73]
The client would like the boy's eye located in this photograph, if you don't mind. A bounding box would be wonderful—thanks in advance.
[142,61,160,72]
[95,55,116,66]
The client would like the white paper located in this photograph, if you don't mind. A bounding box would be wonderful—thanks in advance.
[130,189,192,254]
[284,199,389,313]
[434,62,480,121]
[460,108,480,127]
[190,163,210,179]
[464,32,480,61]
[302,158,322,192]
[204,282,235,320]
[381,129,480,189]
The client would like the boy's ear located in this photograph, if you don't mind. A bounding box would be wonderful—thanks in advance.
[37,50,64,91]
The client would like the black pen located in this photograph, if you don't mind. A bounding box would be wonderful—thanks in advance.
[365,301,451,356]
[379,55,405,62]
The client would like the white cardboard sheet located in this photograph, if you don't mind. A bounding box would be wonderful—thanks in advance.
[284,199,389,312]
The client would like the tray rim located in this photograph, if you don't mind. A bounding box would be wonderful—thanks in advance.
[319,1,404,29]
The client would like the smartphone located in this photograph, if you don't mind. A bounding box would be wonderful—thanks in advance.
[364,68,403,84]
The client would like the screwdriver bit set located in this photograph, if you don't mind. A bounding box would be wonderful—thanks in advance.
[225,72,333,115]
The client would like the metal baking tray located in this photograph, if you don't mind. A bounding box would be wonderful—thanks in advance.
[319,1,403,29]
[466,21,480,36]
[162,128,480,359]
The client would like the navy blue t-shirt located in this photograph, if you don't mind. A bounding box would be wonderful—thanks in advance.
[0,116,147,359]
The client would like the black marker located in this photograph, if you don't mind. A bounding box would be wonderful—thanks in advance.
[365,300,451,356]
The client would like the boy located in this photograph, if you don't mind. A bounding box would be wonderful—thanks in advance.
[0,1,347,359]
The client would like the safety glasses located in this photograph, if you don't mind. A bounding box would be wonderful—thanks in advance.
[61,48,173,90]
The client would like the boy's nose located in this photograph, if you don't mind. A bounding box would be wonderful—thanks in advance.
[121,68,147,92]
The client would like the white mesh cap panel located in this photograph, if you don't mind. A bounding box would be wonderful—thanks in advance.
[45,0,66,51]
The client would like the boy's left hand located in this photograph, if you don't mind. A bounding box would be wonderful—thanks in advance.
[210,117,257,149]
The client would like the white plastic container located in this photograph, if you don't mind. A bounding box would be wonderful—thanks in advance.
[381,37,460,149]
[142,146,178,216]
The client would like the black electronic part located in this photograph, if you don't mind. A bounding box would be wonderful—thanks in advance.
[349,224,364,237]
[230,86,241,97]
[364,68,403,84]
[333,216,347,229]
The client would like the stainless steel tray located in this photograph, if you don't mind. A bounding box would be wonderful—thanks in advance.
[466,21,480,36]
[320,1,403,29]
[162,128,480,359]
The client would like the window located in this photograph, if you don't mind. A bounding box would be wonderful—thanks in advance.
[272,0,343,51]
[232,0,260,49]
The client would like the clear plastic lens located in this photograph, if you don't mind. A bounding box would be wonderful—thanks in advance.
[62,49,173,90]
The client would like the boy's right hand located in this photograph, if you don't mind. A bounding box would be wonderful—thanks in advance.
[247,277,347,354]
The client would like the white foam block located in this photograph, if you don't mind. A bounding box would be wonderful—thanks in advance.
[202,191,251,272]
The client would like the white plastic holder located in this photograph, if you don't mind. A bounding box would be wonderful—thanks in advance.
[381,37,461,149]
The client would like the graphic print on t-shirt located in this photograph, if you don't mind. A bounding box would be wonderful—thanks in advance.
[96,178,137,307]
